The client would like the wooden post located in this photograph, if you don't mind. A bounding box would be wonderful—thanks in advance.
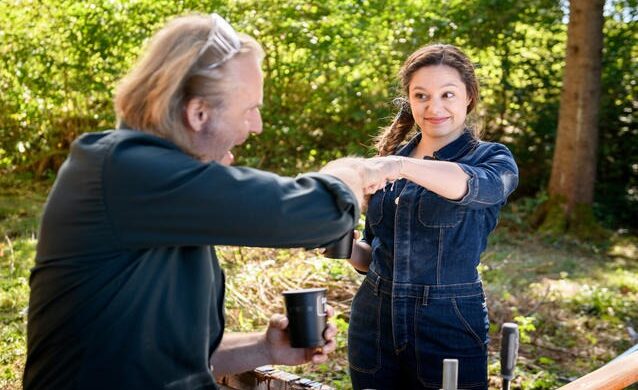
[218,366,335,390]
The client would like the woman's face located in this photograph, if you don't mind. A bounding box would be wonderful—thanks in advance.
[408,65,470,147]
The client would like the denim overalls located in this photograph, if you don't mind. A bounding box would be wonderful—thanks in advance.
[348,131,518,390]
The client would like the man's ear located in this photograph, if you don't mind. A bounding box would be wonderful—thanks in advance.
[184,97,209,132]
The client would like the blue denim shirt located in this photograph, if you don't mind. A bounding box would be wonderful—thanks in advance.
[364,130,519,286]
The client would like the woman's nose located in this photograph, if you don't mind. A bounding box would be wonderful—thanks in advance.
[424,98,444,114]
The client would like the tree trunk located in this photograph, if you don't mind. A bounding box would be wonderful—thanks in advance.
[538,0,606,239]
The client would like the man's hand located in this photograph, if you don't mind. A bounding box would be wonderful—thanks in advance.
[264,305,337,365]
[319,156,403,207]
[362,156,403,194]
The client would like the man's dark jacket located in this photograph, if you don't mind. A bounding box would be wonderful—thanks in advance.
[24,129,359,389]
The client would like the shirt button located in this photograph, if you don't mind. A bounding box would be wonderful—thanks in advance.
[395,197,399,205]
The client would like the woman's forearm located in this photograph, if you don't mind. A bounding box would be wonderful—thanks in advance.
[398,157,469,200]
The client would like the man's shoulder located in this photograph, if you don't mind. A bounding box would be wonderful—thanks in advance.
[75,129,178,151]
[70,129,189,173]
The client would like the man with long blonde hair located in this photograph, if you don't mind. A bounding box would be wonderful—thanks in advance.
[24,13,401,389]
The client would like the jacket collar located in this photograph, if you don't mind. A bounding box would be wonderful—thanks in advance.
[396,130,476,161]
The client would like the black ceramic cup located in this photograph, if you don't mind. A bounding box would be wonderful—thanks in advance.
[323,231,354,259]
[282,287,327,348]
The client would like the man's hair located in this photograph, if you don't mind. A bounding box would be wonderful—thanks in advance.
[114,14,264,154]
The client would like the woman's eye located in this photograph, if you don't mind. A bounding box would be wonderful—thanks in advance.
[415,93,428,100]
[443,92,455,99]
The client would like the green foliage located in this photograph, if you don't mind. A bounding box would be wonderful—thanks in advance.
[596,1,638,229]
[532,192,610,241]
[0,177,49,239]
[513,315,537,344]
[520,370,561,390]
[537,195,568,236]
[569,203,610,242]
[1,0,636,228]
[1,179,638,388]
[480,201,638,389]
[571,284,637,321]
[0,174,47,388]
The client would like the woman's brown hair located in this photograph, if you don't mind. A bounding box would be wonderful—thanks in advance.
[375,44,480,156]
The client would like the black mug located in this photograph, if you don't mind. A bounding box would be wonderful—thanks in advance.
[323,230,354,259]
[283,288,327,348]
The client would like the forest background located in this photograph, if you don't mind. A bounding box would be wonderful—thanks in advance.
[0,0,637,389]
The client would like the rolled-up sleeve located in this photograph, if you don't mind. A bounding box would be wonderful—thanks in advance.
[452,143,519,209]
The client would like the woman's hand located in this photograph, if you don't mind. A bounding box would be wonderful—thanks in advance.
[348,230,372,272]
[264,305,338,366]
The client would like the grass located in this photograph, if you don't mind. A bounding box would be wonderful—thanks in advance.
[1,177,637,389]
[0,175,48,390]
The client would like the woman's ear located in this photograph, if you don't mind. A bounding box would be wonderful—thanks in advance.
[184,97,209,132]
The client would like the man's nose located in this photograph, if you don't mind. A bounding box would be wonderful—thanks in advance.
[251,114,263,135]
[246,112,262,135]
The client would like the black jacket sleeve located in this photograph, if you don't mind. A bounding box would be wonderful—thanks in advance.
[103,132,359,249]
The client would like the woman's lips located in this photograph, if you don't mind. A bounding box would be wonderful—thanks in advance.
[425,117,450,125]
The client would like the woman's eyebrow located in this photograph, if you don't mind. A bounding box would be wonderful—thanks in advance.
[412,82,461,91]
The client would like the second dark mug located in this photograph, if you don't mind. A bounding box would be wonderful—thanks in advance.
[323,230,354,259]
[283,287,327,348]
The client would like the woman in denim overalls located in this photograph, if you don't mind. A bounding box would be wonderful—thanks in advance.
[347,44,519,389]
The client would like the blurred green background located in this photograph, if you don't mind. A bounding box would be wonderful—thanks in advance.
[1,0,636,228]
[2,1,638,389]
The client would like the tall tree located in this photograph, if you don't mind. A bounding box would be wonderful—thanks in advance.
[537,0,606,239]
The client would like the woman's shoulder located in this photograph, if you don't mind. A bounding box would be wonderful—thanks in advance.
[463,139,518,169]
[471,139,515,157]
